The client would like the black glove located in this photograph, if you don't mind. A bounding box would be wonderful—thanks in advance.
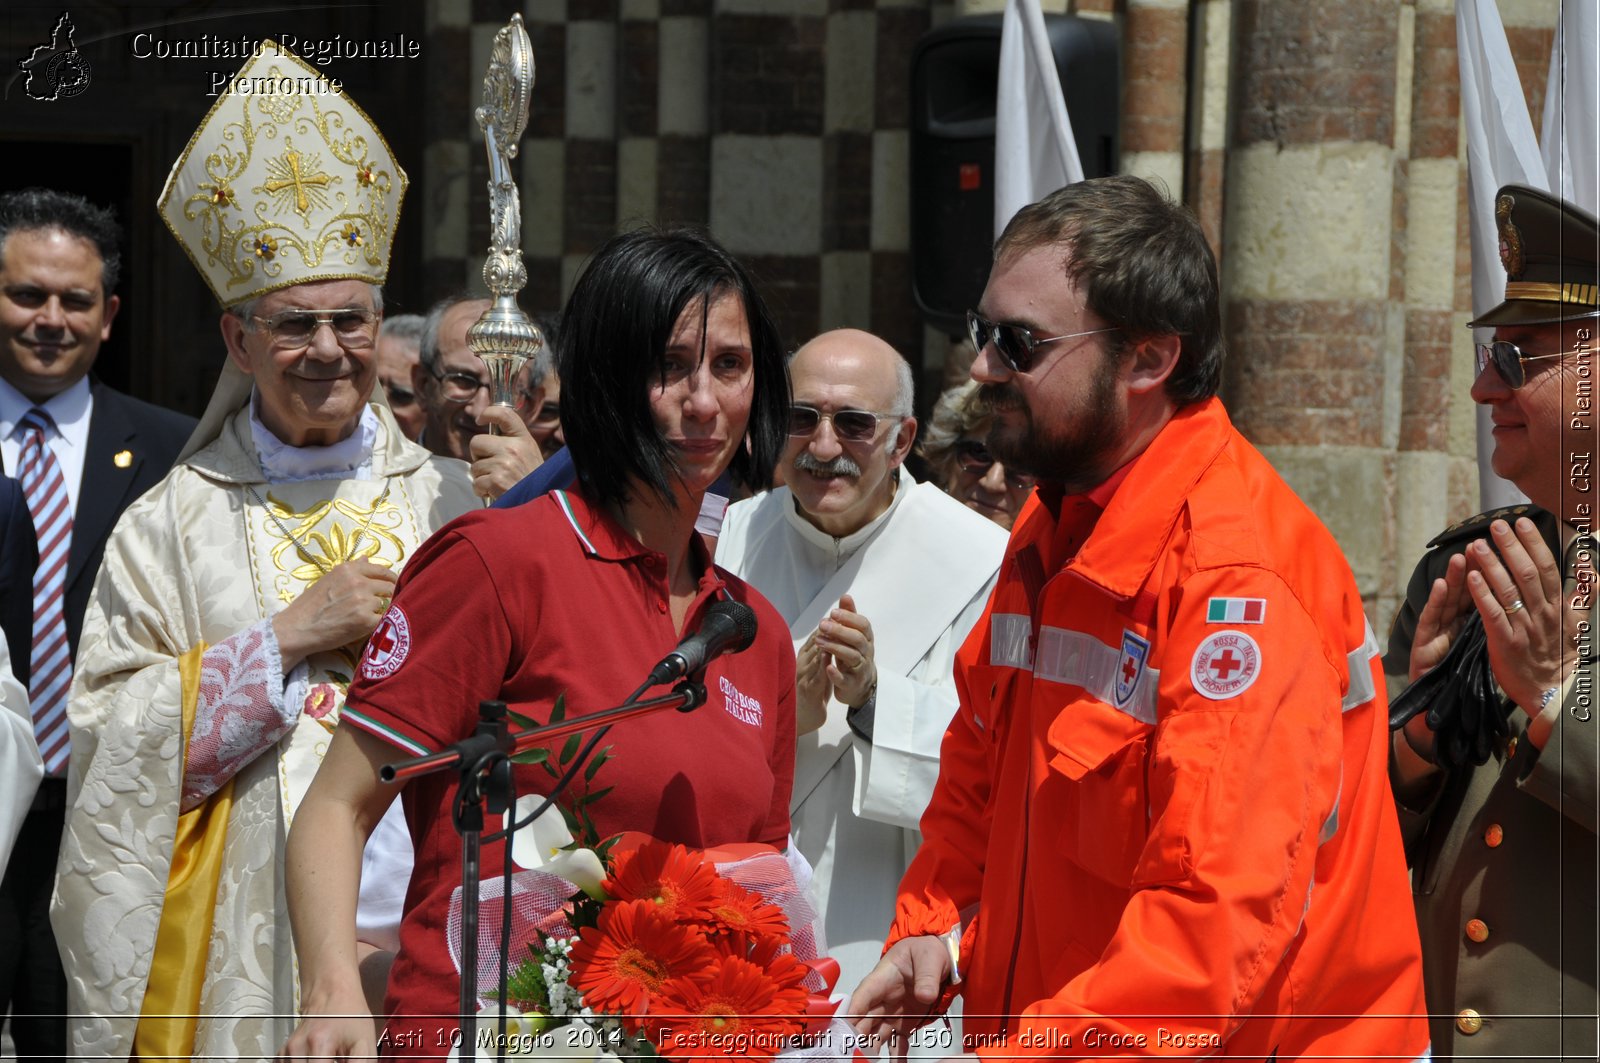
[1388,611,1509,768]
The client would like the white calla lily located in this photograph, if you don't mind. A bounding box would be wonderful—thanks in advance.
[505,796,607,897]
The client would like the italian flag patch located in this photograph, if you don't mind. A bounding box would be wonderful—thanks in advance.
[1206,597,1266,624]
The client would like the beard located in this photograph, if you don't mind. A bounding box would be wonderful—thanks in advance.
[977,355,1125,492]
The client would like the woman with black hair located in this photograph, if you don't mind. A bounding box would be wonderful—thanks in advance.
[280,228,796,1059]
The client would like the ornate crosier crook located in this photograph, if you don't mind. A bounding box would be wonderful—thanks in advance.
[469,14,546,415]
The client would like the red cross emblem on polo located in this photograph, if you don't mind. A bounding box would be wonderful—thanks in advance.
[361,606,412,680]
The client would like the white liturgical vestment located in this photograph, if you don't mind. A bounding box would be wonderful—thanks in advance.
[52,397,474,1061]
[0,633,40,873]
[716,466,1006,997]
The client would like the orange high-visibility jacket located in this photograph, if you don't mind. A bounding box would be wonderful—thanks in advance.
[889,399,1430,1060]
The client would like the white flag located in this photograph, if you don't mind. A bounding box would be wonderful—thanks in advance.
[1457,0,1548,509]
[1541,0,1599,213]
[994,0,1083,242]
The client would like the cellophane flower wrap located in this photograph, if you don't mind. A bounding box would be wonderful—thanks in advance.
[447,798,854,1062]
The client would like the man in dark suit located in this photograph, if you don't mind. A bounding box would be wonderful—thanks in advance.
[0,188,193,1061]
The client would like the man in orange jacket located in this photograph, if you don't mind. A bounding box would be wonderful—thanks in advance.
[849,176,1430,1060]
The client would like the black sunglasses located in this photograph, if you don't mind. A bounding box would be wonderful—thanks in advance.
[966,310,1119,373]
[1475,340,1568,390]
[788,404,895,443]
[954,439,1036,490]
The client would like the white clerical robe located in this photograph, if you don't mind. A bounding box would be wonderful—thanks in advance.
[715,467,1007,999]
[0,632,41,873]
[51,402,475,1061]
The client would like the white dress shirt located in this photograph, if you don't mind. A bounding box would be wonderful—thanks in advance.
[0,375,94,512]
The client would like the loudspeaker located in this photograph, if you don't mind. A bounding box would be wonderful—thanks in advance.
[910,14,1120,336]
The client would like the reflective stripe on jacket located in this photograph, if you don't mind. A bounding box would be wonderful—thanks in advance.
[890,398,1430,1059]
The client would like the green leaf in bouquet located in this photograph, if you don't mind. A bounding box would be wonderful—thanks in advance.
[489,947,550,1013]
[511,747,550,766]
[582,785,614,806]
[557,801,581,836]
[506,708,540,732]
[548,693,567,723]
[559,732,582,765]
[583,746,612,782]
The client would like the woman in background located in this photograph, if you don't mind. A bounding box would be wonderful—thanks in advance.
[919,379,1035,530]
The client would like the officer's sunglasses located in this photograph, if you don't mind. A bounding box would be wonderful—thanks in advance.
[1475,340,1568,390]
[966,310,1119,374]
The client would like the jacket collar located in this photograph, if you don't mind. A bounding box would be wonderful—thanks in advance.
[1064,397,1232,601]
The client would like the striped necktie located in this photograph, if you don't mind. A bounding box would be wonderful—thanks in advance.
[16,407,73,774]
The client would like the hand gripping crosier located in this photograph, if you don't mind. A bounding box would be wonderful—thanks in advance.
[468,14,547,420]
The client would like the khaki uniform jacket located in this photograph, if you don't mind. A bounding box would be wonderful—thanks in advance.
[1385,505,1598,1060]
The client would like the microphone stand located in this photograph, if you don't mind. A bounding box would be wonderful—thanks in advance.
[381,677,709,1059]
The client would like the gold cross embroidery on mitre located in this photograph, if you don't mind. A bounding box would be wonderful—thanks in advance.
[263,150,331,215]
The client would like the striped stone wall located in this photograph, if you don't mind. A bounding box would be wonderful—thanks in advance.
[417,0,1561,630]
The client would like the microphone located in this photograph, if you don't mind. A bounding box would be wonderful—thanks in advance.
[645,600,758,686]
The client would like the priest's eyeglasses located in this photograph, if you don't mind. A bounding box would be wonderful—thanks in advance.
[788,404,896,443]
[954,439,1037,491]
[966,310,1119,374]
[1475,340,1570,390]
[250,307,378,350]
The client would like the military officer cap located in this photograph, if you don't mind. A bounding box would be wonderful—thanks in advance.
[1470,184,1599,328]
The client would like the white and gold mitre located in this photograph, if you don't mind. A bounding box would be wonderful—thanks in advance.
[158,41,406,307]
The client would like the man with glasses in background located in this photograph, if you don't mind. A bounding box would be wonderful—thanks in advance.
[1386,184,1597,1060]
[715,328,1006,1004]
[374,312,427,442]
[850,176,1429,1060]
[50,46,475,1061]
[521,313,564,460]
[415,293,547,500]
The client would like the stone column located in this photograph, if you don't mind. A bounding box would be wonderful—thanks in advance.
[1121,0,1189,196]
[1395,0,1478,601]
[1220,0,1405,622]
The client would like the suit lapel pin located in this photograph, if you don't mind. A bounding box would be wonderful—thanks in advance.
[114,449,133,468]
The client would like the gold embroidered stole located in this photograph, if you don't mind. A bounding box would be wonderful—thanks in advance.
[134,644,229,1061]
[241,478,422,829]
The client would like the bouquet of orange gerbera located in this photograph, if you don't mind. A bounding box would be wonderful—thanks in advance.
[449,799,851,1063]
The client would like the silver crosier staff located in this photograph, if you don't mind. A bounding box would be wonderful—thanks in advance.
[468,14,547,418]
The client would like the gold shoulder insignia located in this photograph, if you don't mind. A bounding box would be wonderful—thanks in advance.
[1427,504,1531,549]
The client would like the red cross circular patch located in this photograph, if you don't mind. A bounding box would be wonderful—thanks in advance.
[361,606,411,680]
[1191,629,1261,700]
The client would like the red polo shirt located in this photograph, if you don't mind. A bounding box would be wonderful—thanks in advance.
[344,488,795,1049]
